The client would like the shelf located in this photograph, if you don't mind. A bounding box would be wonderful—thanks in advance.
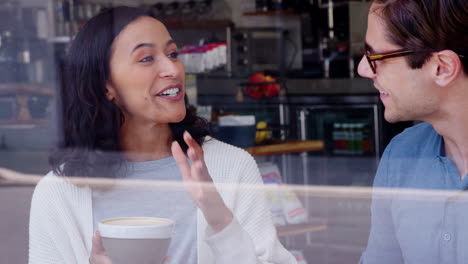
[244,140,324,156]
[0,84,54,96]
[277,218,327,237]
[0,120,48,129]
[162,19,233,30]
[318,1,358,9]
[243,9,295,16]
[49,36,71,43]
[239,81,282,86]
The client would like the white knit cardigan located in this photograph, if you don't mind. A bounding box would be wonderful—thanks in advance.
[29,138,296,264]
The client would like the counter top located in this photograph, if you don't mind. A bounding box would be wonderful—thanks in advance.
[197,77,377,96]
[277,218,327,237]
[244,140,324,156]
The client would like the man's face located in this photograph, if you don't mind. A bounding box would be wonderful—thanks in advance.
[357,5,439,123]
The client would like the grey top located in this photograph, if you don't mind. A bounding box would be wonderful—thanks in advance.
[361,122,468,264]
[92,156,197,264]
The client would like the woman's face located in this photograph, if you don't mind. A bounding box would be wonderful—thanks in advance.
[106,16,186,125]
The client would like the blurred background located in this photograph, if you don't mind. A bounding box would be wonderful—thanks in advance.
[0,0,417,263]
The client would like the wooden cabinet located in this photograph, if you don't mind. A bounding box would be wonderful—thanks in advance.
[0,83,54,127]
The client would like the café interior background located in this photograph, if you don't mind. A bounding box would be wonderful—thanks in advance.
[0,0,416,263]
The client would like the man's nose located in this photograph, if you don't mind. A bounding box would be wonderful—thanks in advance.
[357,55,375,78]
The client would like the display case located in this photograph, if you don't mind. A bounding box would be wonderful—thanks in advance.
[297,104,380,157]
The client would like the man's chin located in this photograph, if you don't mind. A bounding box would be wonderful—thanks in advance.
[384,111,406,123]
[384,114,413,124]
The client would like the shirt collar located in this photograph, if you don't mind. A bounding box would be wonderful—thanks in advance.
[439,135,446,157]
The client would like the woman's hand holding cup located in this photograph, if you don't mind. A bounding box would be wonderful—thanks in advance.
[90,231,112,264]
[91,218,172,264]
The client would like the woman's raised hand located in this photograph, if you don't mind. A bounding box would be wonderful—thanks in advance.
[171,131,233,232]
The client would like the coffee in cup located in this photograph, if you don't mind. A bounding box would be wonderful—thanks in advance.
[98,217,174,264]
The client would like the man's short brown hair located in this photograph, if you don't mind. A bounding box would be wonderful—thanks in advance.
[373,0,468,74]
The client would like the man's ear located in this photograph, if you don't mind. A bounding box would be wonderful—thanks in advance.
[105,82,116,101]
[432,50,462,87]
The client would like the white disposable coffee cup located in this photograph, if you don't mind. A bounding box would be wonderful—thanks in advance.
[98,217,174,264]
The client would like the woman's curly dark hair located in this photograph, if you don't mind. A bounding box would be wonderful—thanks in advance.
[49,6,211,178]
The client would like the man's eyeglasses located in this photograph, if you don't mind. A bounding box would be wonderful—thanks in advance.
[365,48,466,74]
[365,49,415,74]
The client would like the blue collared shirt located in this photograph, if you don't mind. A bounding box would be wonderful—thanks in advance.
[361,122,468,264]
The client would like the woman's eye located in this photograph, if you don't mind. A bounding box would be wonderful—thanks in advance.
[168,51,179,59]
[139,56,153,63]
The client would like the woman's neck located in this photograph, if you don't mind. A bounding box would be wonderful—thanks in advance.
[120,121,173,162]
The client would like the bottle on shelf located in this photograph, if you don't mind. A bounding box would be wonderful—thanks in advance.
[342,123,352,155]
[348,123,357,155]
[362,122,372,154]
[332,122,345,155]
[354,123,364,155]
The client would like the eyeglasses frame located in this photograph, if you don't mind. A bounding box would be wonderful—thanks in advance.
[365,48,466,74]
[365,49,415,74]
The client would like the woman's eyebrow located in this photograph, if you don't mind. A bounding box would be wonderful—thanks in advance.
[131,43,154,54]
[166,39,176,47]
[131,40,175,54]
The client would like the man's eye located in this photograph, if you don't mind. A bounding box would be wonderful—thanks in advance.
[139,56,153,63]
[168,52,179,59]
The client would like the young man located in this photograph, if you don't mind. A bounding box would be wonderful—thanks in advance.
[358,0,467,263]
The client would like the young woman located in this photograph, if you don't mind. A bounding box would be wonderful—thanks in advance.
[28,6,295,264]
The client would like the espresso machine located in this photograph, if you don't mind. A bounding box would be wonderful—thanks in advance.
[302,0,371,78]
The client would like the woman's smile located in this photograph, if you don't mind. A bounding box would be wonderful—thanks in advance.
[155,84,184,101]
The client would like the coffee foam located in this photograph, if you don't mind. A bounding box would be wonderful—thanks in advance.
[102,217,170,226]
[99,217,174,239]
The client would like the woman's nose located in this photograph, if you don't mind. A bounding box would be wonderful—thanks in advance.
[357,55,375,79]
[158,56,180,78]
